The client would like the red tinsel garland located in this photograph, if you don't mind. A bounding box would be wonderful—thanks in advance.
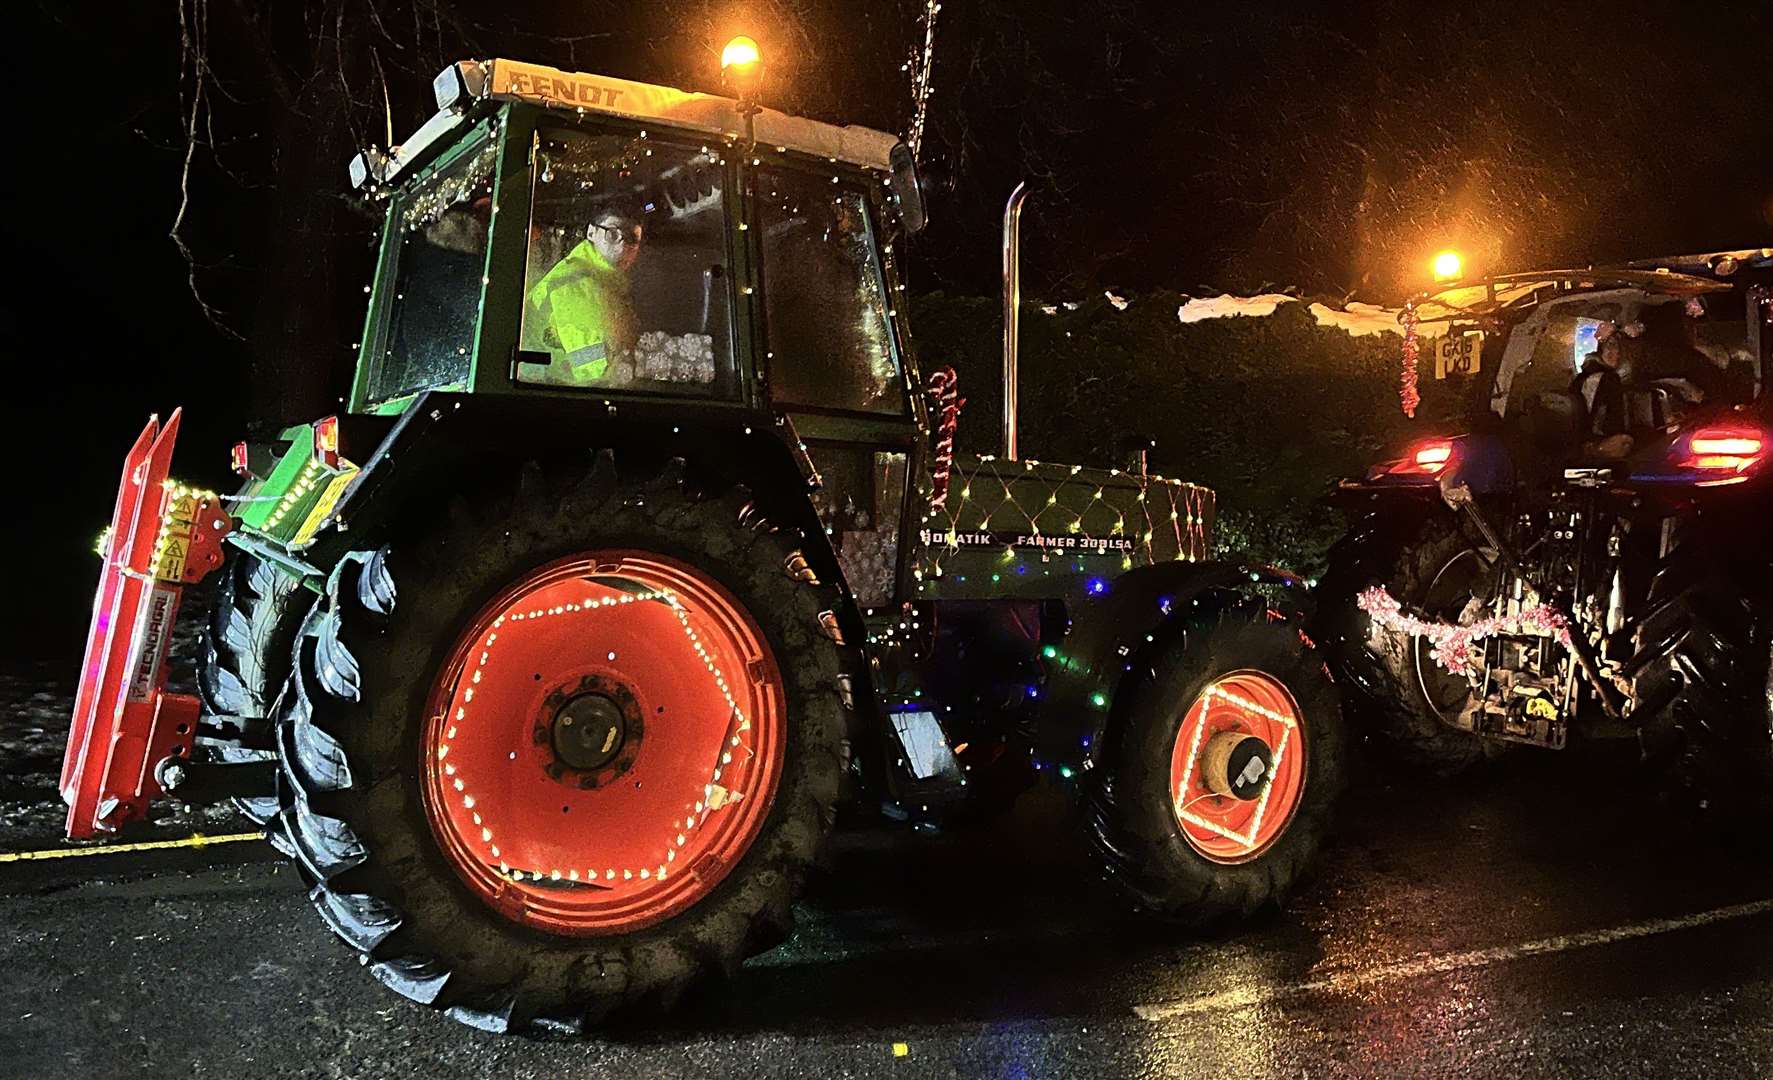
[926,367,964,511]
[1399,298,1421,418]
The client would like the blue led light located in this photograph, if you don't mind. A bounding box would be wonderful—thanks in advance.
[1087,577,1108,595]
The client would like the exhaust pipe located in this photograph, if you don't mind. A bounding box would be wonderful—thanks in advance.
[1002,182,1028,460]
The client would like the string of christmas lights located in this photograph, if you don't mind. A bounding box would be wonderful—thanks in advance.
[906,0,941,163]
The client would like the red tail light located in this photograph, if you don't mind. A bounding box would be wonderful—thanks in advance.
[1369,438,1456,480]
[1412,441,1454,473]
[1678,425,1764,474]
[313,415,340,469]
[230,441,252,477]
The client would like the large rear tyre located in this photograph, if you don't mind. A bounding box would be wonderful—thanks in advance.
[270,454,852,1032]
[1085,607,1347,924]
[1316,514,1511,774]
[1627,561,1772,821]
[198,551,302,824]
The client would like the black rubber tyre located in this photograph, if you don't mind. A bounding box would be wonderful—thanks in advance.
[1085,606,1347,924]
[1316,514,1510,775]
[198,551,303,824]
[1626,558,1772,821]
[269,453,853,1033]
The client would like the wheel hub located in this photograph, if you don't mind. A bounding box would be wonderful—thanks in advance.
[1200,731,1273,801]
[551,692,626,771]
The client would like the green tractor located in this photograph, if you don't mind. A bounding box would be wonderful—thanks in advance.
[63,51,1346,1032]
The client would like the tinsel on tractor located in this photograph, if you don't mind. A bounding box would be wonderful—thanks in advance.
[63,47,1346,1032]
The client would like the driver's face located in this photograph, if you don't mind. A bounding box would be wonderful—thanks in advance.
[590,217,643,270]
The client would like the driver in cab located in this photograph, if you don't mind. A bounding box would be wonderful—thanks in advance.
[524,203,644,385]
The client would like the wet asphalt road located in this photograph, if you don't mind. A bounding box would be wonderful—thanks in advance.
[3,670,1771,1079]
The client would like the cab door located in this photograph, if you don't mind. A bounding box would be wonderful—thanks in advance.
[749,162,921,613]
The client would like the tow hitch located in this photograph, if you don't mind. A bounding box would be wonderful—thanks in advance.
[62,410,233,839]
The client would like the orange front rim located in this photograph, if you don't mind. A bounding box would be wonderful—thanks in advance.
[1167,670,1307,864]
[420,552,786,936]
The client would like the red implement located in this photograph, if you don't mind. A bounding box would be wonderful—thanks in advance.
[62,411,233,839]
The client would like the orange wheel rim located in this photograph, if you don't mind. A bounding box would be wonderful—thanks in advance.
[420,552,786,935]
[1167,670,1307,864]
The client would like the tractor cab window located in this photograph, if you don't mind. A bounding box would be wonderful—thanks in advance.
[517,128,735,396]
[757,170,904,414]
[369,135,497,404]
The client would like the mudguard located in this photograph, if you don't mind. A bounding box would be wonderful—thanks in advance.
[293,392,848,605]
[1035,557,1311,769]
[1309,498,1446,707]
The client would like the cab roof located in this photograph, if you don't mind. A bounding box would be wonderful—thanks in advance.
[351,58,904,189]
[1411,266,1732,323]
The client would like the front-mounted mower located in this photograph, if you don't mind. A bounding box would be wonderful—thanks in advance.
[65,50,1346,1032]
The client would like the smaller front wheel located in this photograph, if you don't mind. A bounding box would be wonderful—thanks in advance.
[1086,607,1347,923]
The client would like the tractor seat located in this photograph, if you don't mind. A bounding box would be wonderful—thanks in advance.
[1520,390,1587,455]
[1626,378,1703,431]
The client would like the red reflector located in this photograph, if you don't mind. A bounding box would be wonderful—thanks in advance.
[314,416,340,468]
[230,441,252,477]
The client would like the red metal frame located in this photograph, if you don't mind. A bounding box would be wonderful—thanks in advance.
[62,411,233,839]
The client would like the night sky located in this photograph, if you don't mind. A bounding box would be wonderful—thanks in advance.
[8,0,1770,664]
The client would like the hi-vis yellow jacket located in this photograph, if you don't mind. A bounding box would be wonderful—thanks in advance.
[524,240,636,382]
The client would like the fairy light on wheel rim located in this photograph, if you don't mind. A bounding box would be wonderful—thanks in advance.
[1168,670,1307,864]
[419,551,786,935]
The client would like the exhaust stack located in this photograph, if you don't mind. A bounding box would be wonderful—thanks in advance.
[1002,182,1028,460]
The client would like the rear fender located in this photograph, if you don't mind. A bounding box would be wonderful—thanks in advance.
[1034,558,1310,770]
[300,391,869,680]
[294,394,832,577]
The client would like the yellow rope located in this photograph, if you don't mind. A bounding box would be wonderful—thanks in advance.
[0,831,266,863]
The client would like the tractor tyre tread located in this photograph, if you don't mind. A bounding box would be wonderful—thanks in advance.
[198,551,303,824]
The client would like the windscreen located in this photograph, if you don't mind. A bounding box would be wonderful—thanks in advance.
[517,128,735,396]
[757,169,905,414]
[367,134,497,404]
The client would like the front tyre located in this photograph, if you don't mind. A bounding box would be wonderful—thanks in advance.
[1085,608,1347,923]
[198,551,303,824]
[271,454,852,1031]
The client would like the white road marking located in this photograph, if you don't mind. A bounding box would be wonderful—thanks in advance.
[1133,897,1773,1022]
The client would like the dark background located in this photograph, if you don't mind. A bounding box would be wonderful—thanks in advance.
[8,0,1770,665]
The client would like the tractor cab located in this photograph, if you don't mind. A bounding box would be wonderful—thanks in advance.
[1362,255,1769,489]
[348,58,923,413]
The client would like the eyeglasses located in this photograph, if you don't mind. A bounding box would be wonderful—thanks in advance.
[593,223,643,246]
